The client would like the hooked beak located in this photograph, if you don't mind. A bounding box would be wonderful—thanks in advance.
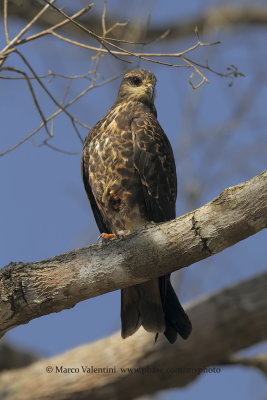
[145,85,154,99]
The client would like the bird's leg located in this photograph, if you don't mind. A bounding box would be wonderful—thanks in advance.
[101,232,117,240]
[100,230,129,241]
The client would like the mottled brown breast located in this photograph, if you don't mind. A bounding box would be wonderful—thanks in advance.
[83,102,147,233]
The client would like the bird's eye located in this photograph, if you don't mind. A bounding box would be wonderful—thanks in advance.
[131,76,142,86]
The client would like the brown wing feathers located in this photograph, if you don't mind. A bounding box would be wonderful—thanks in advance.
[132,115,177,223]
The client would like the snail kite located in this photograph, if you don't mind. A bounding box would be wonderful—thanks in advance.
[81,69,192,343]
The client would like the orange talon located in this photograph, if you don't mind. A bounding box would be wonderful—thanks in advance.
[101,233,117,240]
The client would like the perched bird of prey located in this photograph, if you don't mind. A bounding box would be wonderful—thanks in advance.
[81,69,192,343]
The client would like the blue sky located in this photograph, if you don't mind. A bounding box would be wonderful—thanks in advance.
[1,0,267,398]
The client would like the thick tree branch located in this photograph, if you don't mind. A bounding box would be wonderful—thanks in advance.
[0,272,266,399]
[0,170,266,338]
[7,2,267,41]
[138,6,267,41]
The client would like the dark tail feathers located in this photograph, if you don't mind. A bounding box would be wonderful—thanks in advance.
[163,278,192,343]
[121,277,192,344]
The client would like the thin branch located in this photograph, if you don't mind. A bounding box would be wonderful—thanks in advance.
[41,142,80,155]
[0,2,244,158]
[0,1,237,92]
[101,1,107,37]
[4,0,10,44]
[1,0,56,56]
[40,0,213,64]
[49,30,223,83]
[0,69,99,81]
[49,30,216,57]
[0,2,94,65]
[15,50,84,141]
[0,170,266,337]
[0,71,124,157]
[42,0,224,79]
[14,3,94,47]
[31,78,81,153]
[181,56,208,88]
[42,0,130,63]
[2,67,51,137]
[101,2,128,37]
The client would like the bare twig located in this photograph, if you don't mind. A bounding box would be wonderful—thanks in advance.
[0,71,124,157]
[2,67,51,137]
[15,50,84,142]
[1,0,56,56]
[42,0,131,63]
[0,69,101,81]
[42,0,227,81]
[4,0,10,44]
[49,31,224,82]
[0,2,244,158]
[42,142,80,155]
[14,3,94,47]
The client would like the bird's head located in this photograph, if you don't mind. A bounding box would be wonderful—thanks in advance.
[116,69,157,105]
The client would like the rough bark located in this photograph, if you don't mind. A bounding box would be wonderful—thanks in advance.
[7,1,267,41]
[0,170,266,338]
[0,272,266,400]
